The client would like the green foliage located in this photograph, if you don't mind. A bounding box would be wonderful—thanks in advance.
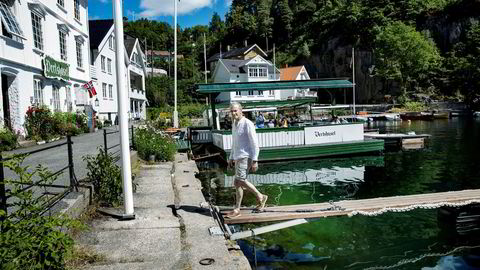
[24,105,54,140]
[135,128,176,162]
[403,101,428,112]
[0,155,82,269]
[25,106,87,140]
[180,117,192,128]
[0,128,18,151]
[83,148,123,207]
[374,21,441,91]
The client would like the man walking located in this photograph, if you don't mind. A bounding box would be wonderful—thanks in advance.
[227,102,268,218]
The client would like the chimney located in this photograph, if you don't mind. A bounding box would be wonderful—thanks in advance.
[244,40,247,47]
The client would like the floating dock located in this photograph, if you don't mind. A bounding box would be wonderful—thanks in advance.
[364,133,430,149]
[218,189,480,225]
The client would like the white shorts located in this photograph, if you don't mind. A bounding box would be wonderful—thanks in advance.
[235,158,252,181]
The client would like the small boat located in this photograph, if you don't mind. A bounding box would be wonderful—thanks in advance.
[400,112,434,121]
[433,112,449,119]
[384,113,401,121]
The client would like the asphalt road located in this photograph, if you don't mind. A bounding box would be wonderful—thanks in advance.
[3,126,128,188]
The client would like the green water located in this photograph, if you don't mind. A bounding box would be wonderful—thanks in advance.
[197,118,480,269]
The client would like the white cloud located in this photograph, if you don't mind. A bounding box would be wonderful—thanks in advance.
[139,0,213,17]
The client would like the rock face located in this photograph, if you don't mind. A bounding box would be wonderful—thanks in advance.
[299,4,480,103]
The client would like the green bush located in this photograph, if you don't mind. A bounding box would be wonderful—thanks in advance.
[103,119,112,127]
[135,128,176,162]
[24,105,54,140]
[0,155,82,269]
[179,117,192,127]
[96,119,103,129]
[0,128,18,151]
[83,148,123,206]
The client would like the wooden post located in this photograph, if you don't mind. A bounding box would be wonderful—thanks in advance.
[210,94,217,129]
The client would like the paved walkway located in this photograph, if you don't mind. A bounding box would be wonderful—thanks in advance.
[75,153,250,270]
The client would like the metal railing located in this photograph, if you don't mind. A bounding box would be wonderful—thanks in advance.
[0,135,78,222]
[103,126,135,159]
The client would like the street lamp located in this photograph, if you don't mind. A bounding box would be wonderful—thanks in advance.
[173,0,179,128]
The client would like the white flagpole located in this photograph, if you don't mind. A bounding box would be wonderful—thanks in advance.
[173,0,179,128]
[112,0,134,218]
[352,46,356,117]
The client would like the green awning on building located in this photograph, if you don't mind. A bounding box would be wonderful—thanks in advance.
[216,98,317,109]
[195,79,353,94]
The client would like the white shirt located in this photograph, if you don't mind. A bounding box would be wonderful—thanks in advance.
[229,117,260,161]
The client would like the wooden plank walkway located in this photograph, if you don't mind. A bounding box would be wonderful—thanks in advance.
[221,189,480,224]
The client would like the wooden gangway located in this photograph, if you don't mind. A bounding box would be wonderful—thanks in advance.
[219,189,480,225]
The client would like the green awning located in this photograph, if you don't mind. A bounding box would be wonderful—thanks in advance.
[196,79,353,94]
[216,98,317,109]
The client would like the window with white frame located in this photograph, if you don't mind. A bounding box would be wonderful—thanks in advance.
[57,0,64,8]
[0,1,24,39]
[248,66,267,78]
[108,84,113,98]
[52,85,61,112]
[235,91,241,96]
[33,79,43,105]
[74,0,80,21]
[76,40,83,68]
[59,30,67,61]
[102,83,107,98]
[101,55,105,72]
[31,12,43,51]
[258,90,263,96]
[269,90,275,96]
[107,58,112,73]
[248,90,254,96]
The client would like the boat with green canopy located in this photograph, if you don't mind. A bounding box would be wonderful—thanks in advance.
[195,79,384,162]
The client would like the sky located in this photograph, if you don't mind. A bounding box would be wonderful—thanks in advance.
[88,0,232,28]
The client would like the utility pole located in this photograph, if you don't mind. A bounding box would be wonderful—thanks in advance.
[352,46,356,116]
[151,39,153,77]
[203,33,207,84]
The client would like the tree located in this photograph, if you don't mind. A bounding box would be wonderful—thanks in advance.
[146,76,173,107]
[257,0,273,50]
[225,5,257,46]
[274,0,294,43]
[373,21,441,92]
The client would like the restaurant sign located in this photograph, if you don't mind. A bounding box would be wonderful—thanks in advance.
[43,56,69,81]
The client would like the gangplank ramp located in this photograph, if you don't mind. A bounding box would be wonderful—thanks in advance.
[221,189,480,225]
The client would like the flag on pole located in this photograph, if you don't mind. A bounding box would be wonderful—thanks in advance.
[83,80,97,98]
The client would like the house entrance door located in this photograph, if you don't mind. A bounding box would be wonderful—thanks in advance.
[1,74,11,130]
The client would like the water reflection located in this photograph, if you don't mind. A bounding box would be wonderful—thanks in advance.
[196,118,480,269]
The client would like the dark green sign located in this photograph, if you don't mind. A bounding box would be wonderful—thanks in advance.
[43,56,69,81]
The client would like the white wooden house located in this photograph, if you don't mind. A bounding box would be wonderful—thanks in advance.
[279,65,315,100]
[89,20,147,121]
[0,0,90,136]
[212,55,281,103]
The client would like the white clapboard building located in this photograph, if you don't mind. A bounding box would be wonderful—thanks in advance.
[0,0,91,136]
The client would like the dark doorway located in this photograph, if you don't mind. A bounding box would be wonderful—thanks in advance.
[108,112,111,121]
[1,74,11,130]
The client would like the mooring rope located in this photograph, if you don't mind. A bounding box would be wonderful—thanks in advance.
[361,244,480,270]
[348,199,480,217]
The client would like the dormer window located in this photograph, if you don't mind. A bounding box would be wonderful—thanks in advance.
[248,66,267,78]
[57,0,64,8]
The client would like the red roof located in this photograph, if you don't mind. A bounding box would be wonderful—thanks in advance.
[279,66,304,81]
